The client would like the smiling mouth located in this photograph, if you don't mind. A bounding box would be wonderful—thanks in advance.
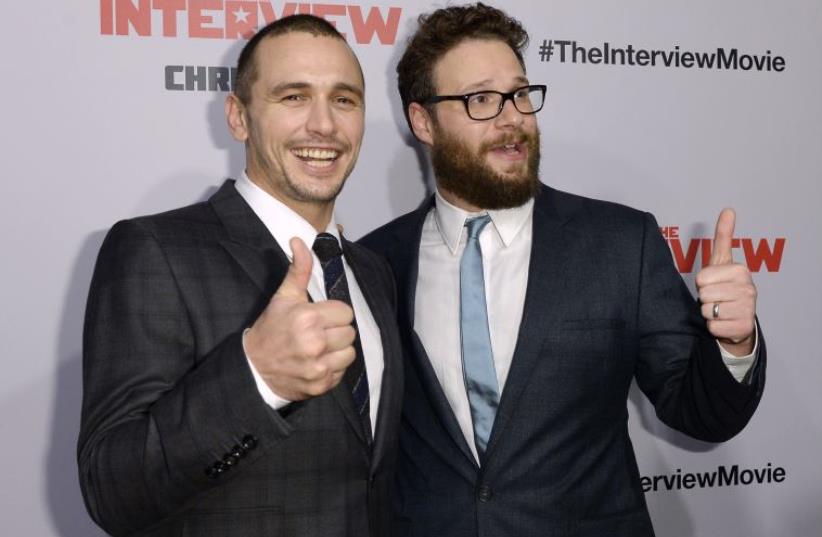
[488,142,526,159]
[291,147,341,169]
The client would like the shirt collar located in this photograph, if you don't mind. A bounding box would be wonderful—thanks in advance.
[235,172,339,260]
[433,189,534,255]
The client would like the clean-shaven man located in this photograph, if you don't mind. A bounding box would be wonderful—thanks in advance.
[79,15,402,537]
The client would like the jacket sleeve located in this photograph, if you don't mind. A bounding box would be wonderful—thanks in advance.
[77,219,292,536]
[633,212,766,442]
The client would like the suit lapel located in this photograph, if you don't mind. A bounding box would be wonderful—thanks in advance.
[396,198,479,475]
[409,332,479,475]
[342,240,402,470]
[330,376,369,447]
[209,180,369,450]
[210,180,290,295]
[483,186,576,461]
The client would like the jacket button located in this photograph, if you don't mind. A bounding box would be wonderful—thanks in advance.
[206,461,226,479]
[477,485,493,502]
[241,435,258,450]
[223,454,239,467]
[231,444,247,459]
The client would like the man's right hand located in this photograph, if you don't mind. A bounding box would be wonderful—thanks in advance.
[245,237,357,401]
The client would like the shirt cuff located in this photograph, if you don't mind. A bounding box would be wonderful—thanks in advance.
[717,326,760,384]
[242,328,292,410]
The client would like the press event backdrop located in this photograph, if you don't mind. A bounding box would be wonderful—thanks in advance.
[1,1,820,536]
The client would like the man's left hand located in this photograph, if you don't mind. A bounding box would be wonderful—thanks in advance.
[695,208,757,356]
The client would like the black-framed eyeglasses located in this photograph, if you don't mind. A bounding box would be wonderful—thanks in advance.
[420,84,547,121]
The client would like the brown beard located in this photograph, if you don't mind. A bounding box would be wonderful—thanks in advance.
[430,123,541,210]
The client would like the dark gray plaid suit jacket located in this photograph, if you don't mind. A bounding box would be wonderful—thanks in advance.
[78,180,403,537]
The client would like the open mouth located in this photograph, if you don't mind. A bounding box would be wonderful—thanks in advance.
[489,142,527,160]
[291,147,341,169]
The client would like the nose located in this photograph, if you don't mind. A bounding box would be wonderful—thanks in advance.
[305,99,336,137]
[494,97,524,129]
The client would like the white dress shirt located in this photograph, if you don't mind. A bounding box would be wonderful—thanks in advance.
[414,191,756,462]
[235,173,383,430]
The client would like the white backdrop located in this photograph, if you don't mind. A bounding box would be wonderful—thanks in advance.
[2,1,820,535]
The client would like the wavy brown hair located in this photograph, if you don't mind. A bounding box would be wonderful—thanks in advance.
[396,3,530,132]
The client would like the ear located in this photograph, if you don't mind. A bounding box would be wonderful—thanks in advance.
[225,93,249,142]
[408,102,435,146]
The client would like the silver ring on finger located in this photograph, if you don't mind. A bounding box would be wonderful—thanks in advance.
[712,302,720,320]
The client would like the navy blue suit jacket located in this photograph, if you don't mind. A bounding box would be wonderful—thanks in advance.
[360,184,765,537]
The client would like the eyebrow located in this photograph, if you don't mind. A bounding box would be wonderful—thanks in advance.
[460,75,530,93]
[268,81,364,99]
[334,82,365,99]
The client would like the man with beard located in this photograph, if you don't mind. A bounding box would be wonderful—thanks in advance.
[360,3,764,536]
[78,15,402,537]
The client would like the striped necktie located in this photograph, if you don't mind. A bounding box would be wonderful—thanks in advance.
[312,233,372,444]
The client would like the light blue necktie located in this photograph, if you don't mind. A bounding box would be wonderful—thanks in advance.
[460,215,500,456]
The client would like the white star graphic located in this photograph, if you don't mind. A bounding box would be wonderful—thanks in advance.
[234,6,251,24]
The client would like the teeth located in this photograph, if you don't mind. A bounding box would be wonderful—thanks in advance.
[306,159,333,168]
[293,148,339,160]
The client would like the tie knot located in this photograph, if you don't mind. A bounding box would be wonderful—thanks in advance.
[465,215,491,240]
[312,233,343,262]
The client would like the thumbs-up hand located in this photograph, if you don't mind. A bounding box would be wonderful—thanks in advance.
[695,208,757,356]
[244,237,357,400]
